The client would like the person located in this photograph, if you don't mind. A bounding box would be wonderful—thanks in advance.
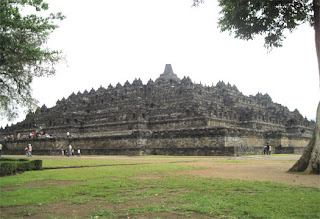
[25,145,29,156]
[72,149,74,156]
[263,144,267,155]
[269,145,272,155]
[61,149,64,156]
[68,145,72,157]
[28,144,32,156]
[77,149,81,156]
[266,143,270,155]
[0,143,2,157]
[67,132,70,138]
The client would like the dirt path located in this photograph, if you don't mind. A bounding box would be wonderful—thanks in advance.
[175,155,320,188]
[178,161,320,188]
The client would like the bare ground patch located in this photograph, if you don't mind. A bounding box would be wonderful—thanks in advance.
[131,174,163,180]
[0,199,105,219]
[175,159,320,188]
[3,179,83,191]
[0,191,199,219]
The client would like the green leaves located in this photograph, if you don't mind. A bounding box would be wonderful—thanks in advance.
[0,0,65,121]
[217,0,313,50]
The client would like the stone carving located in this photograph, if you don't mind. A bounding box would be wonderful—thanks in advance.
[0,65,315,156]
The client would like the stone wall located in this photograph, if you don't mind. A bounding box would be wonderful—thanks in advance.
[2,127,310,156]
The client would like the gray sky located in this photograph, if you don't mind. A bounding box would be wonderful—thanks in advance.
[1,0,319,127]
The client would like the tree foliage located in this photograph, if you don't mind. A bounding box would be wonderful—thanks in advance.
[195,0,314,49]
[217,0,313,49]
[0,0,65,121]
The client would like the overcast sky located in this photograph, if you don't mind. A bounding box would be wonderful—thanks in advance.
[1,0,319,127]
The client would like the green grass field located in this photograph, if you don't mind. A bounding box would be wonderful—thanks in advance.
[0,156,319,218]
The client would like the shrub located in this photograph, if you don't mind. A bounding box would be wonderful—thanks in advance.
[28,161,35,170]
[31,160,43,170]
[18,159,29,162]
[16,161,34,172]
[0,158,16,162]
[0,158,43,176]
[0,158,28,162]
[16,162,28,172]
[0,162,17,176]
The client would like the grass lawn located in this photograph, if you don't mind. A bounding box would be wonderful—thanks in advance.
[0,156,319,218]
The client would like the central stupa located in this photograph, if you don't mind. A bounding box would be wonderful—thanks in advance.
[155,64,181,83]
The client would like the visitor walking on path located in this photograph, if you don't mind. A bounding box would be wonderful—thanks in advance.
[269,145,272,155]
[25,145,29,156]
[266,143,270,155]
[263,144,267,155]
[65,148,69,156]
[28,144,32,156]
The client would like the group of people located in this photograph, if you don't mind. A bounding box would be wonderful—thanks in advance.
[61,144,81,156]
[263,143,272,155]
[5,131,53,141]
[22,143,81,156]
[5,130,75,141]
[66,132,72,138]
[25,144,32,156]
[25,130,44,139]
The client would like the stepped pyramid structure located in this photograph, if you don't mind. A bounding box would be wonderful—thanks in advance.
[0,64,315,156]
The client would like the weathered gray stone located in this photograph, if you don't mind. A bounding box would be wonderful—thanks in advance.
[0,65,315,156]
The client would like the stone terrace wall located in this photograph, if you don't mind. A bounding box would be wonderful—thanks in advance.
[2,127,310,156]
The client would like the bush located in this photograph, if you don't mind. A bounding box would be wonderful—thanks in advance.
[0,162,17,176]
[0,158,28,162]
[0,158,16,162]
[0,158,43,176]
[31,160,42,170]
[28,161,35,170]
[16,161,34,172]
[18,159,29,162]
[16,161,28,172]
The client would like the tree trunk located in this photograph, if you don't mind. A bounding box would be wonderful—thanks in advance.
[315,0,320,79]
[289,0,320,174]
[289,102,320,174]
[304,102,320,174]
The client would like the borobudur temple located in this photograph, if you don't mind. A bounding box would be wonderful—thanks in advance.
[0,64,315,156]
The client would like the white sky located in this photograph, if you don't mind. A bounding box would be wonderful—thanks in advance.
[1,0,319,127]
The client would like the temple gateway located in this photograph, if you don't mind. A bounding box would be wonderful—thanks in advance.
[0,64,315,156]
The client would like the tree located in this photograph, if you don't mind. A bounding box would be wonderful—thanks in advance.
[194,0,319,174]
[0,0,65,121]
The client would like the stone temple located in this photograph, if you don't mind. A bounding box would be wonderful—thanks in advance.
[0,64,315,156]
